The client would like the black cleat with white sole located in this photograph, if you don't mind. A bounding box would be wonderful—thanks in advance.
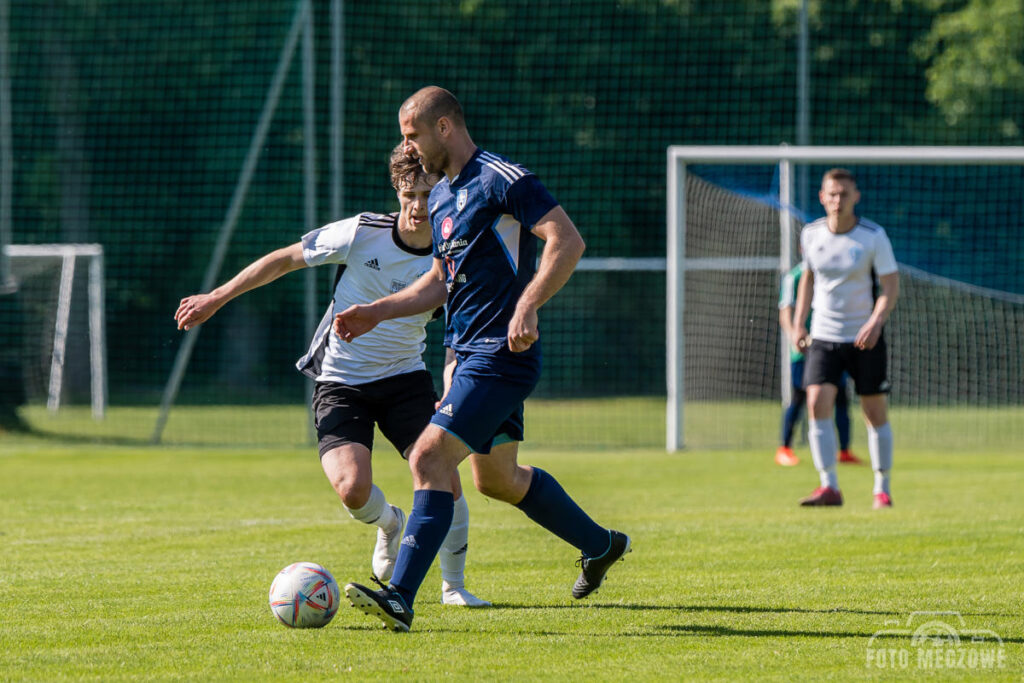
[344,580,413,632]
[572,530,631,599]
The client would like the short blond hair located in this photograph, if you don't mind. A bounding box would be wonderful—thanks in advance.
[822,167,857,186]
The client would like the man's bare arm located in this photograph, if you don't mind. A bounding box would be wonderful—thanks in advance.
[175,243,306,331]
[855,271,899,350]
[792,268,814,350]
[333,258,447,341]
[779,306,799,353]
[507,206,586,353]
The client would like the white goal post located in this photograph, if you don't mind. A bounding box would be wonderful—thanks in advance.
[665,145,1024,452]
[4,243,107,418]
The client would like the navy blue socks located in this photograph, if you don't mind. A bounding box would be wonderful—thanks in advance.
[514,467,609,558]
[388,468,610,607]
[389,489,454,608]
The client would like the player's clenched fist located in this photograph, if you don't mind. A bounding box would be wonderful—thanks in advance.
[507,306,539,353]
[333,304,380,342]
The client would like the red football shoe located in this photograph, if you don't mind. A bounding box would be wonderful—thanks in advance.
[799,486,843,507]
[775,446,799,467]
[873,492,893,509]
[839,449,864,464]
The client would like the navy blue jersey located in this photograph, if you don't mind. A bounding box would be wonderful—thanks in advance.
[431,148,559,356]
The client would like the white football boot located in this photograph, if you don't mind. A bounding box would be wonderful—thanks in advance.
[441,582,492,607]
[372,505,405,583]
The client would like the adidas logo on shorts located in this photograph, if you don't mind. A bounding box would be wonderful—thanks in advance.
[439,404,454,417]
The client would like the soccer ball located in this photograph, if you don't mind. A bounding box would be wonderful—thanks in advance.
[268,561,340,628]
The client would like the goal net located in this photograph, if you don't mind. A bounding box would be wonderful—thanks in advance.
[667,146,1024,451]
[2,244,107,418]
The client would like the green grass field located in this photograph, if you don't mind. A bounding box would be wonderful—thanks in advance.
[1,405,1022,680]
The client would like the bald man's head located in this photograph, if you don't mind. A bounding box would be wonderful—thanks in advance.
[401,86,465,128]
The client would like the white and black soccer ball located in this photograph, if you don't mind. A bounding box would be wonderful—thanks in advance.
[268,561,340,628]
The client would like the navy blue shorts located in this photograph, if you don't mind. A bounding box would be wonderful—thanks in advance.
[431,348,541,454]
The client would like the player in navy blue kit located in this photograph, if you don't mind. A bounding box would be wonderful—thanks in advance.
[335,86,630,632]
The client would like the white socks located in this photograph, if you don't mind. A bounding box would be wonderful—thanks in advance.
[808,418,839,490]
[808,417,893,497]
[345,484,399,533]
[868,422,893,495]
[346,485,470,587]
[440,494,470,588]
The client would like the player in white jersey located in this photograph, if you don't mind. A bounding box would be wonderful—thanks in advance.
[793,168,899,509]
[173,146,489,606]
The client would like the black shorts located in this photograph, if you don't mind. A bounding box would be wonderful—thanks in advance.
[311,370,438,458]
[802,335,890,396]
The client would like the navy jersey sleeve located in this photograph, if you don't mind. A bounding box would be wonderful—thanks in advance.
[501,174,559,230]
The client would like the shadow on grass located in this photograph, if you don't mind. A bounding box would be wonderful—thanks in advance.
[492,603,1018,621]
[659,623,1024,643]
[494,603,900,616]
[19,427,154,447]
[7,426,301,450]
[337,607,1023,644]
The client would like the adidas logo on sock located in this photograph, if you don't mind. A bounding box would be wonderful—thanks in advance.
[401,534,419,549]
[364,258,381,270]
[439,404,454,417]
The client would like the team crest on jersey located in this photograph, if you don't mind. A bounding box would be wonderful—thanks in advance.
[441,216,454,239]
[456,189,468,212]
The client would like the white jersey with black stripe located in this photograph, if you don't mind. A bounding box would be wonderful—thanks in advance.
[295,212,435,385]
[800,216,898,343]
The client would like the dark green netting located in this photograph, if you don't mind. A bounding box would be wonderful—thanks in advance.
[1,0,1021,446]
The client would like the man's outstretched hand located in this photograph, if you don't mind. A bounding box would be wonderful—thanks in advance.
[175,294,221,331]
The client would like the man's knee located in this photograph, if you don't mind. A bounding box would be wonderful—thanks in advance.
[408,446,441,482]
[807,384,837,419]
[321,446,372,508]
[406,426,464,490]
[860,395,888,426]
[327,465,372,508]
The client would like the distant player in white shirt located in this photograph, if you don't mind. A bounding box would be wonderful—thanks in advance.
[793,168,899,509]
[173,146,489,606]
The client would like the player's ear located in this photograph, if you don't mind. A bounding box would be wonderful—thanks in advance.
[436,116,450,137]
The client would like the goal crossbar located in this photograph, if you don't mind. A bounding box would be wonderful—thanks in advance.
[667,145,1024,165]
[665,145,1024,452]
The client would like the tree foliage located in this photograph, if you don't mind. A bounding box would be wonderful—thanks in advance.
[912,0,1024,136]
